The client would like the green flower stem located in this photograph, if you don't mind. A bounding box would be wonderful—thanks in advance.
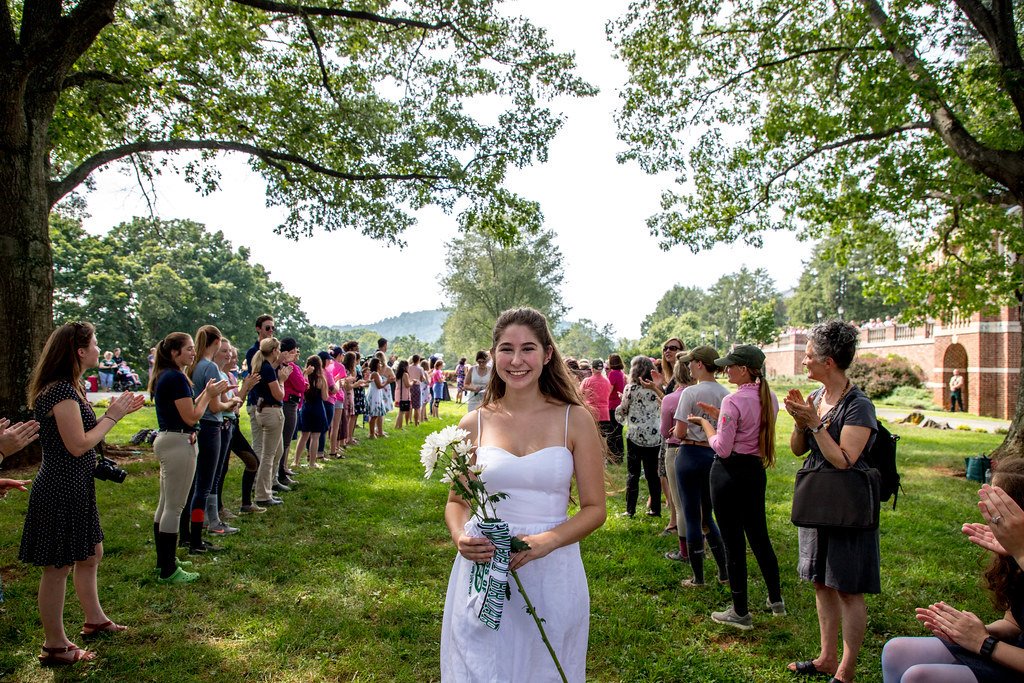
[509,568,567,683]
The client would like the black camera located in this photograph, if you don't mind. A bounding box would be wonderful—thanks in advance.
[94,456,127,484]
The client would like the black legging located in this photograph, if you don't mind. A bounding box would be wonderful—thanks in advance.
[228,422,259,507]
[180,419,221,547]
[710,454,782,617]
[600,420,622,464]
[281,400,299,479]
[625,441,661,516]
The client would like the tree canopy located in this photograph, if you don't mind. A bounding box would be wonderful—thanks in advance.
[786,236,904,326]
[53,215,315,365]
[612,0,1024,457]
[440,229,566,356]
[45,0,595,242]
[611,0,1022,321]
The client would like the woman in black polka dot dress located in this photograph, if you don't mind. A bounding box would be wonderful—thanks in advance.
[19,322,144,667]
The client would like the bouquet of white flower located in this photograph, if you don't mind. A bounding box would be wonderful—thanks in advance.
[422,426,567,683]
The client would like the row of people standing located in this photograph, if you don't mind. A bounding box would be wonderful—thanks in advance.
[574,323,880,683]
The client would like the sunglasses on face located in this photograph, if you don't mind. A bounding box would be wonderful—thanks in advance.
[663,345,681,352]
[263,325,275,332]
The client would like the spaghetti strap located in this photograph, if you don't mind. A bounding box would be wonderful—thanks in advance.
[476,408,483,447]
[563,405,570,448]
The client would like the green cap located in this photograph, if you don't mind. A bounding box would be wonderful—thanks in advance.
[678,345,719,367]
[714,345,766,370]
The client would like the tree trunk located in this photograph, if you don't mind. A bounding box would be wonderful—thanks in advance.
[991,294,1024,461]
[0,96,55,468]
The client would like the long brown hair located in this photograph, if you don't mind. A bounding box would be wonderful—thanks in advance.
[148,332,194,397]
[483,308,585,408]
[660,337,685,383]
[749,365,776,468]
[27,322,95,409]
[187,324,222,378]
[986,459,1024,609]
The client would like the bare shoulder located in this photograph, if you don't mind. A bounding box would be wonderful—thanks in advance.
[566,403,600,449]
[458,409,479,441]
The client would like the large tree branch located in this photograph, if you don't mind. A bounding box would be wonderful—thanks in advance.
[706,122,935,230]
[953,0,1024,126]
[48,139,445,205]
[861,0,1024,197]
[701,46,884,102]
[230,0,523,68]
[927,189,1018,207]
[229,0,457,33]
[759,122,934,201]
[61,70,131,89]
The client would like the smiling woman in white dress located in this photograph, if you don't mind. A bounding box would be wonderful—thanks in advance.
[441,307,607,683]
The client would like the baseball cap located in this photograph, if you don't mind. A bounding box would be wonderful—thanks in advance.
[714,345,765,370]
[678,345,719,367]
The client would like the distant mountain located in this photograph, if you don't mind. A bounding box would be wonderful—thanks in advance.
[331,309,448,343]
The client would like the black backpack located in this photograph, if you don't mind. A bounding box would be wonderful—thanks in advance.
[864,420,901,509]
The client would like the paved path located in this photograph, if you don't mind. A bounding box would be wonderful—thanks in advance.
[876,408,1009,433]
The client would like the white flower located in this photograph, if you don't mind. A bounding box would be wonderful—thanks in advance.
[420,442,440,478]
[468,463,486,476]
[454,439,474,457]
[440,471,453,484]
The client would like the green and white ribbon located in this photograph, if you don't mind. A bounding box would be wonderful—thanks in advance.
[467,519,513,630]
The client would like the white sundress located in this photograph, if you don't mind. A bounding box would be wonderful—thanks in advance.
[440,406,589,682]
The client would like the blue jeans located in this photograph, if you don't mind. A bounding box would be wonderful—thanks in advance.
[676,444,722,543]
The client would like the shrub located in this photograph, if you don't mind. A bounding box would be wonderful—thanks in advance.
[847,353,925,400]
[957,424,973,431]
[882,386,938,410]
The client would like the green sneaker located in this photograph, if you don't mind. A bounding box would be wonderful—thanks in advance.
[158,566,200,584]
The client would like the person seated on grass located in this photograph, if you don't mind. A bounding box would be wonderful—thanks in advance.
[881,459,1024,682]
[964,483,1024,569]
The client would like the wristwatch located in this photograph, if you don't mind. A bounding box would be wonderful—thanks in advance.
[980,635,999,659]
[809,422,826,434]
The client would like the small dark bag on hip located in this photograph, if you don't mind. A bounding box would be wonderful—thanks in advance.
[791,461,881,530]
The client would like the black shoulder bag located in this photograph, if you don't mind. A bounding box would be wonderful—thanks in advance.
[790,392,881,530]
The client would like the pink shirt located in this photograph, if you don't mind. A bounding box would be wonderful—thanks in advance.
[323,361,339,405]
[580,373,611,421]
[334,365,348,405]
[431,369,444,385]
[709,383,778,458]
[283,361,308,402]
[607,369,626,411]
[660,386,683,445]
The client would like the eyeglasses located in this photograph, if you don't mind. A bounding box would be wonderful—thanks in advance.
[663,345,681,352]
[263,325,275,332]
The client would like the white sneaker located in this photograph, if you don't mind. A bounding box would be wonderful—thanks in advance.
[766,598,786,616]
[711,606,753,630]
[208,522,240,535]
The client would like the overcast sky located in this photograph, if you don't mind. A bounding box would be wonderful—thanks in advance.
[79,0,811,340]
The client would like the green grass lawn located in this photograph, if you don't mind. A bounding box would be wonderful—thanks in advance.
[0,402,1007,682]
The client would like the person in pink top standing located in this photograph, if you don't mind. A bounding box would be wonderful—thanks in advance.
[278,338,307,488]
[580,358,611,423]
[605,354,626,464]
[327,348,347,458]
[687,344,783,631]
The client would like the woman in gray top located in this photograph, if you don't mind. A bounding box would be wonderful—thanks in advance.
[785,320,879,683]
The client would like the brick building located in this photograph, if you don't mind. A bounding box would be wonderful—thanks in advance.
[761,306,1021,419]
